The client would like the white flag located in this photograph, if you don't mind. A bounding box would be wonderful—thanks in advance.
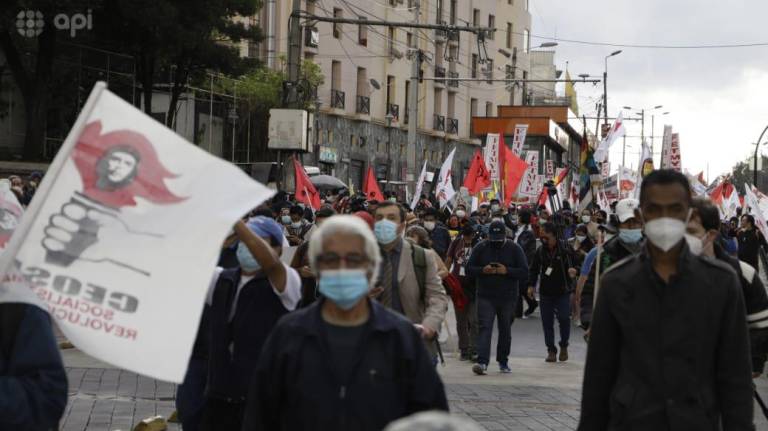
[635,140,653,199]
[411,161,428,210]
[594,112,626,163]
[745,184,768,242]
[0,82,273,383]
[435,148,457,207]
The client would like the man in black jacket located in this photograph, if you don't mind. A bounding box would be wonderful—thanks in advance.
[514,209,539,318]
[422,207,451,260]
[242,215,447,431]
[688,197,768,377]
[527,222,577,363]
[0,303,68,430]
[467,220,529,375]
[579,170,754,431]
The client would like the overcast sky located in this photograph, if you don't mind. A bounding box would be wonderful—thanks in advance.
[531,0,768,183]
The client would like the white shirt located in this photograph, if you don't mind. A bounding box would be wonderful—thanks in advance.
[206,262,302,320]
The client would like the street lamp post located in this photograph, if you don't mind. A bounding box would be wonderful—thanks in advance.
[623,104,664,164]
[604,50,622,128]
[651,111,670,159]
[754,125,768,187]
[385,113,394,183]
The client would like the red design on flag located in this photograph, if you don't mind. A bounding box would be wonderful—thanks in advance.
[463,150,492,194]
[293,157,321,209]
[363,165,384,202]
[73,121,186,208]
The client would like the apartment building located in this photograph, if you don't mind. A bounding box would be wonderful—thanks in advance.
[255,0,532,197]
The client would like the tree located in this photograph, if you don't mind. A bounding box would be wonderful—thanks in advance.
[95,0,262,127]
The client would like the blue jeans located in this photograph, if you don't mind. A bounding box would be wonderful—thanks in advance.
[540,293,571,352]
[476,293,518,366]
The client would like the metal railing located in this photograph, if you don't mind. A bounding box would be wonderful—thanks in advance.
[387,103,399,120]
[356,95,370,114]
[448,71,459,88]
[434,66,446,85]
[433,114,445,132]
[331,89,345,109]
[447,118,458,135]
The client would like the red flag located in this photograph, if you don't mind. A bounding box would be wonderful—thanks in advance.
[463,150,492,194]
[293,156,321,210]
[537,167,570,207]
[500,137,529,206]
[363,165,384,201]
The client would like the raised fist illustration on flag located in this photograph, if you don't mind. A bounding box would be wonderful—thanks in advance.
[42,121,186,275]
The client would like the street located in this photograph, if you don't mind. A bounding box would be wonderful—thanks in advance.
[58,308,768,431]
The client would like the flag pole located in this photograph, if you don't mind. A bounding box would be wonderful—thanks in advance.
[0,81,108,280]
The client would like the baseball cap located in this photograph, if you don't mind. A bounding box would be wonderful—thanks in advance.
[245,216,285,246]
[615,198,639,223]
[489,220,506,241]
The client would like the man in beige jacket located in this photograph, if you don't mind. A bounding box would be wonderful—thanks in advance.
[372,201,449,358]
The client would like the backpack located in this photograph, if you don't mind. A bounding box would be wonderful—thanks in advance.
[410,243,428,305]
[0,303,26,360]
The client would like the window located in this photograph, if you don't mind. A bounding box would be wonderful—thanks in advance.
[470,98,478,117]
[486,59,493,83]
[449,0,457,25]
[471,54,478,78]
[472,9,480,26]
[523,29,530,53]
[388,26,396,56]
[506,23,513,49]
[434,88,443,114]
[333,8,342,39]
[404,80,410,122]
[356,67,367,96]
[407,32,413,48]
[387,75,396,112]
[485,102,493,117]
[436,0,443,23]
[488,15,495,40]
[447,92,455,118]
[358,16,367,46]
[522,70,529,104]
[332,61,341,90]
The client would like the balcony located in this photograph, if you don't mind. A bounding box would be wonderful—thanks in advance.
[448,71,459,89]
[434,66,446,86]
[387,103,400,121]
[331,89,345,109]
[447,118,458,135]
[304,27,319,48]
[356,95,370,115]
[433,114,445,132]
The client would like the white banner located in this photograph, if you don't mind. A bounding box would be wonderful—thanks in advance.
[483,134,501,181]
[669,133,681,172]
[435,148,457,207]
[545,160,554,178]
[411,161,428,209]
[518,151,539,198]
[660,125,673,169]
[745,184,768,243]
[511,124,528,157]
[1,83,273,383]
[601,161,611,179]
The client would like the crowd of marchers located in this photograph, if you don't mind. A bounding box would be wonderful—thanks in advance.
[5,169,768,431]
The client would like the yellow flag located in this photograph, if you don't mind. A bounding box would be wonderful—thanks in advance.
[565,70,579,116]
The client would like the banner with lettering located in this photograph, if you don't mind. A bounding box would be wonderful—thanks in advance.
[511,124,528,156]
[483,133,501,181]
[0,83,273,382]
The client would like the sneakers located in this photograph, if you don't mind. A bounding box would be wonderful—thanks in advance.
[559,346,569,362]
[499,363,511,373]
[472,363,488,375]
[545,350,557,363]
[524,302,539,317]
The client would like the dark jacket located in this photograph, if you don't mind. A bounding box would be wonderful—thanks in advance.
[737,228,764,270]
[0,304,68,431]
[715,244,768,373]
[515,225,537,265]
[579,244,754,431]
[241,299,448,431]
[428,223,451,260]
[528,242,574,297]
[466,239,529,301]
[207,269,289,402]
[582,236,639,297]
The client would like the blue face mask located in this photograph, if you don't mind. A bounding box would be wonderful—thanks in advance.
[236,242,261,272]
[618,228,643,244]
[318,269,370,310]
[374,219,399,244]
[281,215,291,225]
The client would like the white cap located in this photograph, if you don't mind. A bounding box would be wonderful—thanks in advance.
[615,198,639,223]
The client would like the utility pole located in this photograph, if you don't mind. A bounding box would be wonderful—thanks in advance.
[509,47,517,105]
[282,0,302,190]
[406,1,421,191]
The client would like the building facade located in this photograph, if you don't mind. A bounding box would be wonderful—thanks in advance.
[254,0,533,199]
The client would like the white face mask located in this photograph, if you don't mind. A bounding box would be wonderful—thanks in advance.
[684,233,704,256]
[423,221,436,231]
[581,215,592,223]
[455,210,466,218]
[644,215,689,252]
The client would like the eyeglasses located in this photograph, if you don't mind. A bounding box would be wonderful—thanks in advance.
[316,252,369,268]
